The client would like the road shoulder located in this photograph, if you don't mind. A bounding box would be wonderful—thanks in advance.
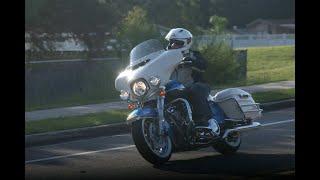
[25,99,294,147]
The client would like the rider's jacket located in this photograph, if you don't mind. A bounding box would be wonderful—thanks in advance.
[170,50,208,86]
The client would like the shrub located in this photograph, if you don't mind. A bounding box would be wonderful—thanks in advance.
[199,42,240,85]
[117,6,160,49]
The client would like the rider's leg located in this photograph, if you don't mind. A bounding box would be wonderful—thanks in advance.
[187,82,220,135]
[187,82,211,122]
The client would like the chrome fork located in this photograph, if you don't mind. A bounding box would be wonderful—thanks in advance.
[156,86,166,136]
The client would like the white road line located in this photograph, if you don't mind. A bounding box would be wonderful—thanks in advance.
[25,145,135,164]
[260,119,294,127]
[25,119,294,164]
[28,133,131,149]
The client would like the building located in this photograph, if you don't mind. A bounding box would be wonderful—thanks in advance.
[246,18,295,34]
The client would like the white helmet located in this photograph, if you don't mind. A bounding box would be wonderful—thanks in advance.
[165,28,193,51]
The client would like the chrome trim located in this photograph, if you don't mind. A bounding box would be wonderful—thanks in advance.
[244,109,263,112]
[224,118,244,122]
[194,126,212,129]
[126,116,156,124]
[212,96,236,103]
[222,122,261,139]
[240,103,260,107]
[157,86,166,135]
[168,98,193,124]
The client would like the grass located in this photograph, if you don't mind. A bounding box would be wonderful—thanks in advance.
[26,109,129,135]
[246,45,295,84]
[26,45,295,111]
[214,45,295,89]
[25,88,295,135]
[252,88,295,103]
[25,95,120,112]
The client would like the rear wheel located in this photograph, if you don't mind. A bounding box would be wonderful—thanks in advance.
[131,118,172,165]
[212,131,241,155]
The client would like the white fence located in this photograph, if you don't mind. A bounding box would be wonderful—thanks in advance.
[25,33,295,51]
[195,34,295,49]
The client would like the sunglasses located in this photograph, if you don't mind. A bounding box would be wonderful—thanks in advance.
[169,39,184,46]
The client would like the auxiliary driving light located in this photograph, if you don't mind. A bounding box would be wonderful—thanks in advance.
[149,76,161,86]
[120,90,129,100]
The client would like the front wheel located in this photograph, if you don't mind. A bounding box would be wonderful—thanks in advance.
[212,131,241,155]
[131,118,173,165]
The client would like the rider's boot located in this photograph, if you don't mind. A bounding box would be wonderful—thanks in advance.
[207,118,220,136]
[194,117,220,138]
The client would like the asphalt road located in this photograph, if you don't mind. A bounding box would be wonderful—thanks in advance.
[25,108,295,179]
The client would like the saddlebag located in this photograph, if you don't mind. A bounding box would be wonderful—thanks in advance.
[212,88,262,121]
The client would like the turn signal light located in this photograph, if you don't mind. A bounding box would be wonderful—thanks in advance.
[128,103,135,110]
[159,89,166,97]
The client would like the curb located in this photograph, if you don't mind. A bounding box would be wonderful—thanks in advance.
[25,122,130,147]
[25,99,294,147]
[260,99,295,111]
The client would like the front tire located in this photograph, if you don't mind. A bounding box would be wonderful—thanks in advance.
[131,119,172,165]
[212,131,241,155]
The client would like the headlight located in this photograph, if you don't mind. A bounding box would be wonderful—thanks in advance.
[132,80,148,96]
[119,90,129,100]
[149,76,161,86]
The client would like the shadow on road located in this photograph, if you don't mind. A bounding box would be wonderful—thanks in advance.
[156,153,295,177]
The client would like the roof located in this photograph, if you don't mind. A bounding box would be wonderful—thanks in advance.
[246,18,295,27]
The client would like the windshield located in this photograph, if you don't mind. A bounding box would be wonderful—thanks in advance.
[129,39,164,65]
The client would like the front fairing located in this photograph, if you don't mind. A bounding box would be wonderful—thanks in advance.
[115,47,183,102]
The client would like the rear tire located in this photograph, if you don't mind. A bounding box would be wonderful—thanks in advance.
[131,119,172,165]
[212,131,241,155]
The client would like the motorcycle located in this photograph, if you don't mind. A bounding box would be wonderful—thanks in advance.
[115,39,263,165]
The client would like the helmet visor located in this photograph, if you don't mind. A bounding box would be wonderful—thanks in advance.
[167,39,184,49]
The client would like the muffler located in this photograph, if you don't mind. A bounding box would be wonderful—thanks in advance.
[222,122,261,139]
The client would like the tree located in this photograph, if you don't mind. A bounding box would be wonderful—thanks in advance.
[25,0,295,60]
[117,6,160,51]
[209,15,228,35]
[175,0,207,34]
[204,0,294,27]
[142,0,209,35]
[25,0,48,29]
[142,0,294,30]
[143,0,181,28]
[26,0,122,60]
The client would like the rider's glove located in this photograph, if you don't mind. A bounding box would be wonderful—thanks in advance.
[178,57,194,68]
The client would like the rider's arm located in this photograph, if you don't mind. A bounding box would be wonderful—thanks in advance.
[180,51,207,72]
[190,51,207,72]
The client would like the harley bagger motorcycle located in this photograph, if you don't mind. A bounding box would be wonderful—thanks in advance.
[115,39,263,165]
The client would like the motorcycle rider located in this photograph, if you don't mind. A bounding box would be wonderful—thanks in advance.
[165,28,220,136]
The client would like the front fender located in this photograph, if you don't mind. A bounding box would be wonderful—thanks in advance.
[126,107,158,124]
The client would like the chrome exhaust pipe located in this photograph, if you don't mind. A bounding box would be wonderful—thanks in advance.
[222,122,261,139]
